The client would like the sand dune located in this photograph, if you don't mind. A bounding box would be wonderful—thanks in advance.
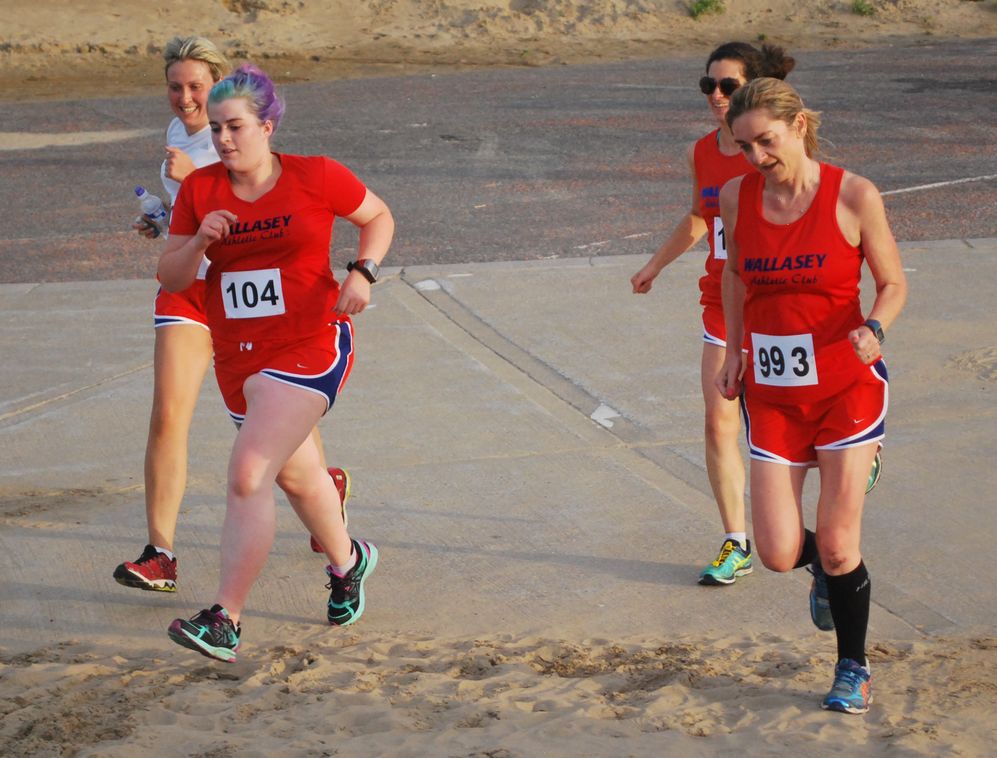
[2,0,995,99]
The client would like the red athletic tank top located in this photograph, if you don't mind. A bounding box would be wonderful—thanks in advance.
[693,129,752,310]
[734,162,866,403]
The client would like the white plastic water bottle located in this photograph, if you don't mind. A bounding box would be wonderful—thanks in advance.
[135,186,169,238]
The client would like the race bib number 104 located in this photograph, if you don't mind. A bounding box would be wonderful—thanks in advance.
[221,268,286,319]
[751,332,818,387]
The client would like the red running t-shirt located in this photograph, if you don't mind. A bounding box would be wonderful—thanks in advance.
[170,153,367,350]
[693,129,752,311]
[734,162,867,403]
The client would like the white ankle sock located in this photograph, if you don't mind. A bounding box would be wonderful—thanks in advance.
[153,546,175,561]
[725,533,747,550]
[329,547,357,578]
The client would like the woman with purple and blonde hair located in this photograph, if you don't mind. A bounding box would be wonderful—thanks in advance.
[159,64,395,662]
[113,48,347,598]
[208,63,287,128]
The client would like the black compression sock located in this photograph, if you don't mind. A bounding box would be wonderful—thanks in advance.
[826,561,871,667]
[793,529,819,569]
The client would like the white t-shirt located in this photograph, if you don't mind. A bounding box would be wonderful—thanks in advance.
[160,118,218,278]
[160,118,219,205]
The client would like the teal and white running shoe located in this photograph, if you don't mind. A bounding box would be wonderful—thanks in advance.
[699,538,753,586]
[821,658,872,714]
[327,538,378,626]
[808,559,835,631]
[168,605,241,663]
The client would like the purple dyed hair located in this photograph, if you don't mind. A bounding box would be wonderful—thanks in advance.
[209,63,285,134]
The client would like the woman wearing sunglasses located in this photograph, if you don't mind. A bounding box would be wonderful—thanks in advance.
[631,42,795,587]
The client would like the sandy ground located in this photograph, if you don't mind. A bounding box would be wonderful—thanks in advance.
[4,632,996,755]
[1,0,995,100]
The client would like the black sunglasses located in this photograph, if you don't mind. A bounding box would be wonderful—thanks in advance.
[699,76,741,97]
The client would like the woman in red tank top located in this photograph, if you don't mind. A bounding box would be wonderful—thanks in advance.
[630,43,795,586]
[717,78,907,714]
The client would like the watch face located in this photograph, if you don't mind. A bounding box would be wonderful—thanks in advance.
[350,259,378,283]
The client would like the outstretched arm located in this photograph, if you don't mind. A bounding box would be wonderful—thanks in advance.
[631,143,708,294]
[716,176,746,400]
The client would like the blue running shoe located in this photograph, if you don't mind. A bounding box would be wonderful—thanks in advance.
[699,539,753,586]
[808,559,835,631]
[866,449,883,494]
[327,538,378,626]
[822,658,872,714]
[168,604,241,663]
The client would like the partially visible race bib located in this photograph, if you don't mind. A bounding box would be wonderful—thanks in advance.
[751,332,818,387]
[221,268,286,319]
[712,217,727,261]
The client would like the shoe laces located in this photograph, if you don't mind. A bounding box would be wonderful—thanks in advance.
[326,571,355,598]
[135,546,169,566]
[832,665,868,693]
[712,541,735,567]
[191,607,240,636]
[191,608,219,625]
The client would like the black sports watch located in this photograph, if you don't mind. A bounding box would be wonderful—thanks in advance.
[346,258,379,284]
[863,319,885,345]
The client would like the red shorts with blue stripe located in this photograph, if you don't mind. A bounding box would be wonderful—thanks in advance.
[212,318,354,423]
[741,359,888,466]
[702,304,726,347]
[153,280,209,330]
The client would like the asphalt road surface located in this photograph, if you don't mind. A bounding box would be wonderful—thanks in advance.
[0,38,994,283]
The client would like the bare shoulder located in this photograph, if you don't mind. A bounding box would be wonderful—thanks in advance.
[839,170,885,214]
[719,174,744,206]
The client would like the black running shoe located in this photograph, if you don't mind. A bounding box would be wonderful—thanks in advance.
[168,605,241,662]
[326,538,378,626]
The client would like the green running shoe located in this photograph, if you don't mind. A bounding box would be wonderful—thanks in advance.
[699,538,753,586]
[168,605,241,663]
[326,538,378,626]
[821,658,872,714]
[866,449,883,494]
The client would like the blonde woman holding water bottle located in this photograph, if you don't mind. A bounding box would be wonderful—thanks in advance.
[114,36,346,594]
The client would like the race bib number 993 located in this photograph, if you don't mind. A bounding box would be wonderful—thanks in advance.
[221,268,286,319]
[751,332,818,387]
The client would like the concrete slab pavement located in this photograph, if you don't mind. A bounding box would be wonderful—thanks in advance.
[1,238,994,657]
